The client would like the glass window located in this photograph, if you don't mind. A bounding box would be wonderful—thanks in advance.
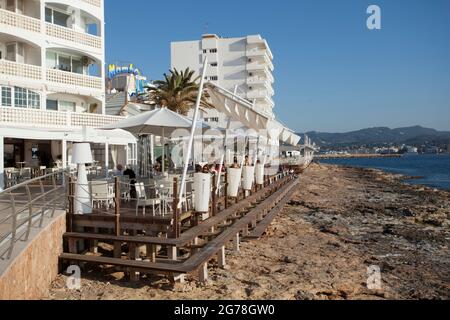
[59,101,76,112]
[59,55,71,72]
[1,87,12,107]
[72,58,83,74]
[53,10,69,27]
[14,87,27,108]
[46,99,58,111]
[46,51,57,69]
[27,90,40,109]
[45,7,52,23]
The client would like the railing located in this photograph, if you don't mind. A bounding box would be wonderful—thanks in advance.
[0,171,69,260]
[45,23,102,49]
[247,76,268,85]
[46,68,103,90]
[82,0,102,7]
[0,8,41,33]
[0,60,42,80]
[0,107,124,129]
[70,112,124,128]
[247,90,270,99]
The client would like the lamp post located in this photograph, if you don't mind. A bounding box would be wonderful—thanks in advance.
[72,143,93,215]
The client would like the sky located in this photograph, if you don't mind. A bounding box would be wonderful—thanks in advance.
[106,0,450,133]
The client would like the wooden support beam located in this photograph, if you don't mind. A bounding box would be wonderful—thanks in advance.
[218,246,226,269]
[68,239,77,254]
[113,241,121,258]
[146,244,156,262]
[168,246,177,261]
[199,262,208,282]
[114,177,121,237]
[234,233,240,252]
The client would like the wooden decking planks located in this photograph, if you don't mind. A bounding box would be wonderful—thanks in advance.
[247,180,299,240]
[59,175,299,279]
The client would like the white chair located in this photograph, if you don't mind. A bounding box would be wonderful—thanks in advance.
[90,181,114,210]
[135,182,161,216]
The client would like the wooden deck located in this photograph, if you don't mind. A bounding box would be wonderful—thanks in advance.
[59,173,299,282]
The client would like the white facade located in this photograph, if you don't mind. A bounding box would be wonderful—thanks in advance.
[0,0,137,190]
[171,34,275,129]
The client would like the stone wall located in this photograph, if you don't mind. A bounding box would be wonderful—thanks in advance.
[0,212,66,300]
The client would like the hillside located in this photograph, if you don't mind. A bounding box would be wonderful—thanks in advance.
[303,126,450,147]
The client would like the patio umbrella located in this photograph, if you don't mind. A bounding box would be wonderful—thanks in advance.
[103,107,192,174]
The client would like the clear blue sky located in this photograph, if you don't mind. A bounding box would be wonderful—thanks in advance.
[106,0,450,133]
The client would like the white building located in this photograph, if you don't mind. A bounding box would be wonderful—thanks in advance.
[171,34,275,129]
[0,0,137,190]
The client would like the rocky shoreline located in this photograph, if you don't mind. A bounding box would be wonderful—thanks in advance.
[47,164,449,300]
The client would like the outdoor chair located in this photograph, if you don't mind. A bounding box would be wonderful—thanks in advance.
[135,182,161,216]
[90,181,114,210]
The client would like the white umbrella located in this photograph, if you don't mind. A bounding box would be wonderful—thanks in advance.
[103,107,192,174]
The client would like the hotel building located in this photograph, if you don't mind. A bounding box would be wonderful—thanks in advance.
[0,0,137,190]
[171,34,275,130]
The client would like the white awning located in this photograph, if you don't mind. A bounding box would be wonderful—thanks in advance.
[205,82,300,146]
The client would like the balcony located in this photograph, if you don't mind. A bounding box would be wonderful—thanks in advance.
[0,8,41,33]
[246,48,268,58]
[46,69,103,91]
[45,23,102,49]
[0,60,41,81]
[247,90,270,100]
[247,62,266,71]
[247,76,269,86]
[82,0,102,8]
[0,107,123,129]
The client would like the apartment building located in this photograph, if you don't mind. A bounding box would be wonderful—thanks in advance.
[171,34,275,129]
[0,0,137,190]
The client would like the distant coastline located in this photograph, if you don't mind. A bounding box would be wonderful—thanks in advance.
[316,154,403,160]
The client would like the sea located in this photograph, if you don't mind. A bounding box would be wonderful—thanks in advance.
[319,154,450,191]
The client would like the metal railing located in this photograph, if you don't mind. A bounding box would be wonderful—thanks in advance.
[0,170,70,260]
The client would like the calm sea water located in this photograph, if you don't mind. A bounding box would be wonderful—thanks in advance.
[319,154,450,190]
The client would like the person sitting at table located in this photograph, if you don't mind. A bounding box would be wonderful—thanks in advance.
[115,164,124,176]
[123,166,137,199]
[154,162,161,173]
[231,156,240,169]
[195,164,203,173]
[244,155,250,166]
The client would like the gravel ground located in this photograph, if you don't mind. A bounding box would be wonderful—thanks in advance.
[46,163,450,300]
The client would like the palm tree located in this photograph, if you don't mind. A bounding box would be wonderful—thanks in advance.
[145,68,214,115]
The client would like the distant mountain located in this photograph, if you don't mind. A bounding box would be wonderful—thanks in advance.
[301,126,450,148]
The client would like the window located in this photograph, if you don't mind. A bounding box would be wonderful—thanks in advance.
[210,76,218,81]
[27,90,40,109]
[209,49,217,53]
[54,10,69,27]
[210,62,218,67]
[203,49,207,53]
[1,87,12,107]
[46,51,57,69]
[6,44,16,62]
[72,57,83,74]
[45,7,52,23]
[59,55,71,72]
[14,87,27,108]
[59,101,76,112]
[46,99,58,111]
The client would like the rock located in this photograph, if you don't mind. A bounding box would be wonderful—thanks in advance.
[282,256,294,264]
[295,290,316,300]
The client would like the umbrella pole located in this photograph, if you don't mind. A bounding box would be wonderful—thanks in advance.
[162,127,165,175]
[179,57,208,204]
